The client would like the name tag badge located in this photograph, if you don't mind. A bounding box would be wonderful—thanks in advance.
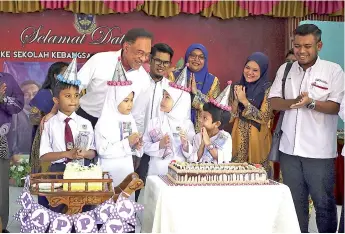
[78,124,89,132]
[66,142,74,150]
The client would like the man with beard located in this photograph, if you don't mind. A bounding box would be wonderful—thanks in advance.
[135,43,174,201]
[269,24,344,233]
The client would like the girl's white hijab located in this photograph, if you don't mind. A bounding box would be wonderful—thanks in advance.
[160,82,191,134]
[95,83,135,141]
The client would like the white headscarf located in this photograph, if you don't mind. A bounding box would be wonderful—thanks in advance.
[96,85,136,138]
[95,60,137,142]
[160,82,191,135]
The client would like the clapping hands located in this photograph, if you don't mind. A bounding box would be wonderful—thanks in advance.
[159,134,171,149]
[179,129,189,152]
[201,127,211,145]
[129,132,143,150]
[234,85,248,105]
[290,92,311,109]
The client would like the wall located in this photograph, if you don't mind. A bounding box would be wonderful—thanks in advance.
[300,20,345,129]
[287,14,344,52]
[0,10,286,88]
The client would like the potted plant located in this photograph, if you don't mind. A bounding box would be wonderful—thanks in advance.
[9,158,31,187]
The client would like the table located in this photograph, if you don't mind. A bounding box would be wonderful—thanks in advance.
[140,175,300,233]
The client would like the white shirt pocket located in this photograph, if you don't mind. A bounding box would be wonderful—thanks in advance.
[309,79,331,101]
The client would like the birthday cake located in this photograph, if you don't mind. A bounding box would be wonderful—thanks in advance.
[63,162,103,191]
[167,161,269,185]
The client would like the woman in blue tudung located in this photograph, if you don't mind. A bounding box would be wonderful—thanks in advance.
[169,43,220,133]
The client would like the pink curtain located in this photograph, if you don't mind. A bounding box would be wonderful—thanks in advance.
[304,1,344,14]
[172,0,218,14]
[40,0,74,9]
[103,0,144,13]
[237,0,281,15]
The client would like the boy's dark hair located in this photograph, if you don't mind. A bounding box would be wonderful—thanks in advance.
[121,28,153,46]
[285,49,294,58]
[20,80,41,89]
[151,43,174,60]
[293,24,322,42]
[203,103,230,130]
[53,82,79,98]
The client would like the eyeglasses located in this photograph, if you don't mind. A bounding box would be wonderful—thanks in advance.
[134,50,150,60]
[151,57,171,67]
[189,53,205,61]
[128,44,150,60]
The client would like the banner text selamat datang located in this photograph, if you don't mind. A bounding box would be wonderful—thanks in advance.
[0,51,91,59]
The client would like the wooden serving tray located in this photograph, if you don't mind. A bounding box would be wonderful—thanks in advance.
[29,172,144,214]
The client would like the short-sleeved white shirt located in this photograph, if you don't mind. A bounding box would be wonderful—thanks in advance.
[269,57,344,159]
[40,111,96,164]
[77,50,151,133]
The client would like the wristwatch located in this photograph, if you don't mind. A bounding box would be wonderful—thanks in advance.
[206,144,215,151]
[306,99,316,110]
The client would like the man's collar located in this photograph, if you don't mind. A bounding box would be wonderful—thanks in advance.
[149,73,166,83]
[297,56,320,73]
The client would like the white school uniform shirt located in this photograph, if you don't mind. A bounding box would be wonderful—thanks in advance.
[77,50,151,133]
[143,82,194,176]
[144,76,170,129]
[183,130,232,163]
[95,81,143,189]
[339,96,345,156]
[269,57,344,159]
[39,111,95,164]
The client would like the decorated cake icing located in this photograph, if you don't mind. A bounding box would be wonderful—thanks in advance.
[167,161,269,185]
[63,162,103,191]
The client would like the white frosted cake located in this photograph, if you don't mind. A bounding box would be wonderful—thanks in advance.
[63,162,103,191]
[167,161,269,185]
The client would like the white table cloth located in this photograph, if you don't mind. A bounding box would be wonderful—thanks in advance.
[139,175,300,233]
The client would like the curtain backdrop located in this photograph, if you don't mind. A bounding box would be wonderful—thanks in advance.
[0,1,343,18]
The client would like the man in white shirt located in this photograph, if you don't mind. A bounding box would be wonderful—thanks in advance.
[269,24,344,233]
[135,43,174,200]
[72,28,152,133]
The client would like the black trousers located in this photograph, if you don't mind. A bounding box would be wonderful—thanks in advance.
[134,153,150,201]
[280,151,337,233]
